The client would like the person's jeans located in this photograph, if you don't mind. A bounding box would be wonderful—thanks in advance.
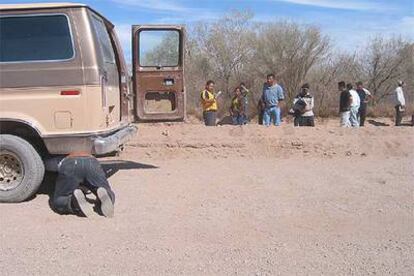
[258,109,264,125]
[203,111,216,126]
[395,105,404,126]
[358,104,367,127]
[241,113,248,124]
[232,114,244,125]
[294,115,315,127]
[350,106,360,127]
[340,111,351,127]
[263,106,281,126]
[53,157,115,214]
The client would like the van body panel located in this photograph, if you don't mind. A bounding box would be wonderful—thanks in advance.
[0,85,124,134]
[108,27,131,122]
[132,25,186,121]
[0,86,86,133]
[0,5,135,155]
[88,11,121,128]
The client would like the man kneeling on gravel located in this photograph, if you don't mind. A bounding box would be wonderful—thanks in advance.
[46,152,115,218]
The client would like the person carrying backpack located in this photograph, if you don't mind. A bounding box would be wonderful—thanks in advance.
[291,83,315,127]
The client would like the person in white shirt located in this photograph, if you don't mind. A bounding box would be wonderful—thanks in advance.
[347,83,360,127]
[395,81,406,126]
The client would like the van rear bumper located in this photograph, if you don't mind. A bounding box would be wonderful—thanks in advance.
[43,124,137,155]
[93,125,137,154]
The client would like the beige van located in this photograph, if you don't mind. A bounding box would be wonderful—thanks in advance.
[0,3,186,202]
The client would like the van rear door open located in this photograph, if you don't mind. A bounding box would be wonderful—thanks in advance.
[132,25,185,121]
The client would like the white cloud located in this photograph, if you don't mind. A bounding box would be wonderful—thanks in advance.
[274,0,390,11]
[111,0,192,13]
[154,10,221,24]
[110,0,221,21]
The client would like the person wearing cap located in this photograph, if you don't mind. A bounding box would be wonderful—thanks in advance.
[394,81,406,126]
[356,81,373,127]
[347,83,360,127]
[291,83,315,127]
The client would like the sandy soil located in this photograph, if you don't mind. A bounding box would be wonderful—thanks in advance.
[0,118,413,275]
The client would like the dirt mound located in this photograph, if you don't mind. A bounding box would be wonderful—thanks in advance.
[124,119,413,160]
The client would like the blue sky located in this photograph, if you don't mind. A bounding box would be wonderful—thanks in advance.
[3,0,414,60]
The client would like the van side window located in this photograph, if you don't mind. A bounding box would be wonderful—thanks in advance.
[91,15,116,64]
[0,15,74,62]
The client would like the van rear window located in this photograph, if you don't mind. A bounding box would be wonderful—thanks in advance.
[0,15,74,62]
[91,15,116,64]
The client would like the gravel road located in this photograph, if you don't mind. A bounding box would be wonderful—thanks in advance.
[1,119,413,275]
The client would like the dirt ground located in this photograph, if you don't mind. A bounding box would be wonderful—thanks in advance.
[1,118,413,275]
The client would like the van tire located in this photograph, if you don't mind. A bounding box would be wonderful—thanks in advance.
[0,134,45,203]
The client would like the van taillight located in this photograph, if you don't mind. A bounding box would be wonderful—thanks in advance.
[61,90,80,96]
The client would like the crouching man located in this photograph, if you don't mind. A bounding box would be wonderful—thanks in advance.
[48,152,115,218]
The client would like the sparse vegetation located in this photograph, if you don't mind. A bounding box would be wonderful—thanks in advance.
[184,11,413,118]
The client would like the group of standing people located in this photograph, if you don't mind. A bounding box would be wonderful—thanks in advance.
[338,81,372,127]
[200,75,408,127]
[339,80,406,127]
[200,80,250,126]
[200,74,314,127]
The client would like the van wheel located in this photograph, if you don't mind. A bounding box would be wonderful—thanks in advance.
[0,134,45,203]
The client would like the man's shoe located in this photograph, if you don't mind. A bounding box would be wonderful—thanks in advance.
[73,189,94,217]
[97,187,114,218]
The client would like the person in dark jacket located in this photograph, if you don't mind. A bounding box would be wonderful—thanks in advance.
[356,81,372,127]
[338,81,352,127]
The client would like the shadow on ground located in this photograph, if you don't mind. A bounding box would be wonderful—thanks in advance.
[217,115,234,126]
[368,119,390,127]
[101,160,158,178]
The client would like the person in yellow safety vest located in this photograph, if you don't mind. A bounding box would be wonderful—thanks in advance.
[200,80,218,126]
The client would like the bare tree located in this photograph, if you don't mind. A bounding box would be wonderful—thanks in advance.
[142,31,180,67]
[184,11,413,119]
[251,22,330,103]
[192,11,254,98]
[309,52,361,116]
[361,37,412,105]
